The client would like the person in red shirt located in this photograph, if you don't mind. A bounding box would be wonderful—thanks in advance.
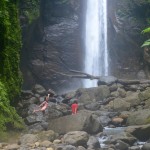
[33,94,50,113]
[71,100,78,115]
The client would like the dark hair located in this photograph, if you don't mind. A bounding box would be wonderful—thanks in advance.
[44,96,49,101]
[74,100,78,104]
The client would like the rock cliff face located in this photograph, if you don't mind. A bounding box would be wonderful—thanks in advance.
[108,0,150,79]
[20,0,84,92]
[20,0,150,92]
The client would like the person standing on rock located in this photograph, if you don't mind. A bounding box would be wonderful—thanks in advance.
[33,94,50,113]
[71,100,78,115]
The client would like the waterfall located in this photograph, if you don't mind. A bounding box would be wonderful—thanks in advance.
[84,0,108,88]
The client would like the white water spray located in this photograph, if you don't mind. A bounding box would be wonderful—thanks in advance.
[84,0,108,87]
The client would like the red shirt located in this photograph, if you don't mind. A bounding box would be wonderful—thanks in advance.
[71,103,78,114]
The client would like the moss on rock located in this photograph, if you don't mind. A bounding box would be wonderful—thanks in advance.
[0,0,24,135]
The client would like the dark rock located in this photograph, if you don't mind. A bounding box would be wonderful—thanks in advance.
[126,124,150,141]
[115,140,130,150]
[97,76,118,86]
[32,84,46,95]
[98,116,111,127]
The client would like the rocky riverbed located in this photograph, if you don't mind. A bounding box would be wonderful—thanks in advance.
[1,76,150,150]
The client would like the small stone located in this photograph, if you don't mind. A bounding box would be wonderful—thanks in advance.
[53,139,61,144]
[40,140,52,147]
[34,142,40,147]
[6,144,20,150]
[46,148,54,150]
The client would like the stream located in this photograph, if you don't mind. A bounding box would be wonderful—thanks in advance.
[98,127,146,149]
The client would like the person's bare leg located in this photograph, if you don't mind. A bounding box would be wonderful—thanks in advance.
[33,109,41,113]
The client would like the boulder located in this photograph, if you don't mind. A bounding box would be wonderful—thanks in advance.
[87,136,100,149]
[40,140,52,147]
[127,109,150,126]
[138,88,150,101]
[126,124,150,141]
[63,131,89,147]
[142,143,150,150]
[6,144,20,150]
[48,110,103,134]
[111,117,124,126]
[77,146,87,150]
[37,130,58,142]
[124,92,140,107]
[110,132,137,145]
[98,115,111,127]
[109,83,118,92]
[117,88,126,98]
[84,102,100,111]
[104,98,130,111]
[115,140,130,150]
[32,84,46,95]
[19,134,38,145]
[144,98,150,109]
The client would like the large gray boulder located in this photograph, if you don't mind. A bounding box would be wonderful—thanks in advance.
[63,131,89,147]
[139,88,150,101]
[32,84,46,95]
[19,134,38,145]
[104,98,130,111]
[124,92,140,107]
[48,110,103,134]
[127,109,150,126]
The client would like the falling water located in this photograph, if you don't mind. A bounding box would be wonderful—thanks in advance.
[84,0,108,87]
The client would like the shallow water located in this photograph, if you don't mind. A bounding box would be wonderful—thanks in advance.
[98,127,145,149]
[103,126,126,135]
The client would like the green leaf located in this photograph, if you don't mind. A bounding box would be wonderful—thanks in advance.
[141,41,150,47]
[141,27,150,34]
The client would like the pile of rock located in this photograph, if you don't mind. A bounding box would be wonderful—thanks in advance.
[12,77,150,149]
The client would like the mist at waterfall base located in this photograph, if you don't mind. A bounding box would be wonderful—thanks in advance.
[83,0,108,88]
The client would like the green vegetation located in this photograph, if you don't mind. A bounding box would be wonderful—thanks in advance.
[0,81,24,138]
[0,0,24,135]
[141,27,150,47]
